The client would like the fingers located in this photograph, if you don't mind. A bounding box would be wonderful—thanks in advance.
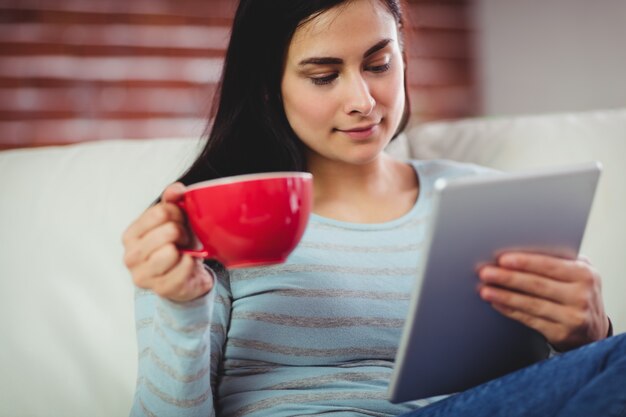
[481,284,589,349]
[121,182,213,302]
[489,302,573,347]
[478,251,609,350]
[479,252,601,310]
[497,252,593,283]
[479,266,572,305]
[135,254,214,302]
[124,220,190,269]
[122,182,187,245]
[161,182,186,203]
[479,285,575,325]
[489,298,593,350]
[132,243,182,286]
[152,256,214,301]
[123,202,186,246]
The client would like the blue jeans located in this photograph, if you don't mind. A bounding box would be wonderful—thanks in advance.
[401,333,626,417]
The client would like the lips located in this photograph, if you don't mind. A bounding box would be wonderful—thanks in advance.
[337,122,379,133]
[335,121,381,140]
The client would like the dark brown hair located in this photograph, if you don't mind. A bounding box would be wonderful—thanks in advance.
[177,0,410,186]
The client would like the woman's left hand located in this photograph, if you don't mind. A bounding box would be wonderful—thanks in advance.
[478,252,610,352]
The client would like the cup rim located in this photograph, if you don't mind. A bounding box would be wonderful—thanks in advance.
[187,171,312,191]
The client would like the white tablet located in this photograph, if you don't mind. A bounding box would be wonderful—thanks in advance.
[388,161,602,403]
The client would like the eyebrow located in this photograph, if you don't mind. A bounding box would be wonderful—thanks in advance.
[297,38,393,66]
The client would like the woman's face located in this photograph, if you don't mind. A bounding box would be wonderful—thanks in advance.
[281,0,405,168]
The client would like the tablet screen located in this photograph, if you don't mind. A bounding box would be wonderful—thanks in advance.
[388,162,601,403]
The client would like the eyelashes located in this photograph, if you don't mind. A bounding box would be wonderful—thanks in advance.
[309,60,392,86]
[311,74,338,86]
[368,62,391,73]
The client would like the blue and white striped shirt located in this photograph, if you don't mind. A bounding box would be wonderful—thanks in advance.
[131,159,491,417]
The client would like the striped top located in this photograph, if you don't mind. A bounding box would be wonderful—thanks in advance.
[131,159,492,417]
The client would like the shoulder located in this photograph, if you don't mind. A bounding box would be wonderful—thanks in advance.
[407,159,499,191]
[409,159,498,183]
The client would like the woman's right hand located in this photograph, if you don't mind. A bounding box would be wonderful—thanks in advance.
[122,182,214,302]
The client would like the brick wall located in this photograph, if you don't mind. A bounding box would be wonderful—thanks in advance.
[0,0,477,149]
[405,0,478,123]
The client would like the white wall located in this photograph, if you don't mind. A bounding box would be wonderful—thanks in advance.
[473,0,626,116]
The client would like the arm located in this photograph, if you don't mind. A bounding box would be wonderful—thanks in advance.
[478,252,611,352]
[131,281,217,416]
[123,183,225,415]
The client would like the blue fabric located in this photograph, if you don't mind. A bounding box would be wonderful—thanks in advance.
[131,158,625,417]
[131,160,493,416]
[400,334,626,417]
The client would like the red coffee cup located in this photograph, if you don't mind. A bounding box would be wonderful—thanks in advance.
[177,172,313,269]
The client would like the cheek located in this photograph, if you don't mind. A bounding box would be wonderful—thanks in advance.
[284,88,334,133]
[381,67,405,111]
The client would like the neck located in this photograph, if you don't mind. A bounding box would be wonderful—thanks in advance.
[307,153,418,223]
[308,154,390,198]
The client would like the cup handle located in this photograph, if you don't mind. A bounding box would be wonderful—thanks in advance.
[175,199,210,258]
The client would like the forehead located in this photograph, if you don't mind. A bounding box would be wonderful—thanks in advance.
[287,0,398,59]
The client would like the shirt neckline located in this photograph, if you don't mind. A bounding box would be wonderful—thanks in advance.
[309,160,429,231]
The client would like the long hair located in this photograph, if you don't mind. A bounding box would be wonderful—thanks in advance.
[176,0,411,186]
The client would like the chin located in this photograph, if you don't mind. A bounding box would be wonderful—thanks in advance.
[343,147,388,166]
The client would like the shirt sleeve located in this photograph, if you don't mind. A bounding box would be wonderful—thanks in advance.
[129,265,231,417]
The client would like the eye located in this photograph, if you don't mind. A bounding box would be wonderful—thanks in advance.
[366,61,391,73]
[310,73,338,86]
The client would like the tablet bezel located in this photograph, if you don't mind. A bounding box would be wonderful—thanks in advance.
[388,162,602,403]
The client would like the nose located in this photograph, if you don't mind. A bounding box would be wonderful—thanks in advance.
[343,73,375,116]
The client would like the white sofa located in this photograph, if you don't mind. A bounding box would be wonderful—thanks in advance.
[1,109,625,417]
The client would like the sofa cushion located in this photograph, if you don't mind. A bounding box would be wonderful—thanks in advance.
[401,108,626,336]
[0,108,624,417]
[0,138,201,416]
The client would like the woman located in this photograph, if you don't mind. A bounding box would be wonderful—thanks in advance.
[122,0,624,416]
